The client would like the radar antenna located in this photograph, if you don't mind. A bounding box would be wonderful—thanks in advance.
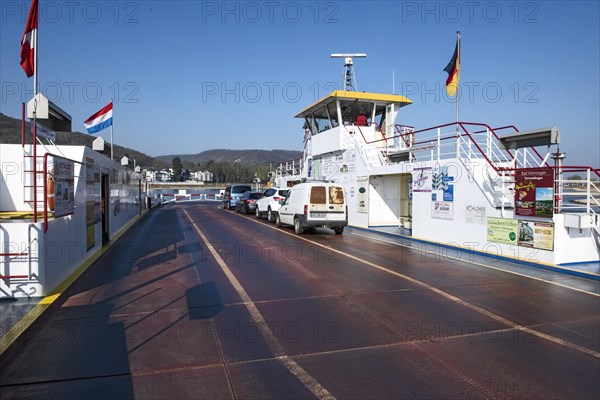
[331,53,367,91]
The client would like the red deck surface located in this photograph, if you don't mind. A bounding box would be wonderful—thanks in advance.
[1,203,599,399]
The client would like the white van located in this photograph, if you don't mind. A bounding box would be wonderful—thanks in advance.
[276,183,347,234]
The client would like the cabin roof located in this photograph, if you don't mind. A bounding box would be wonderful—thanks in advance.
[295,90,412,118]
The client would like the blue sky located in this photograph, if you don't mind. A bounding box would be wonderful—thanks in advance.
[1,1,598,167]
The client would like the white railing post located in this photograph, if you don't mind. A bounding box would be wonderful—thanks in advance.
[501,170,505,217]
[486,128,492,160]
[455,126,460,158]
[587,168,591,214]
[437,127,441,161]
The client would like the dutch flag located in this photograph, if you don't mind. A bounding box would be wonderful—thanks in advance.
[84,102,113,134]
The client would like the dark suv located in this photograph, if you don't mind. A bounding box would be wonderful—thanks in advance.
[222,184,252,209]
[235,192,263,214]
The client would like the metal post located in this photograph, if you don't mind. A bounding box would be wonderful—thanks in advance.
[22,103,25,147]
[110,98,114,160]
[437,127,441,161]
[551,151,566,214]
[586,168,591,213]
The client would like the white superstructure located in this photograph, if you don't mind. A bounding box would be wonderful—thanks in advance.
[276,88,600,267]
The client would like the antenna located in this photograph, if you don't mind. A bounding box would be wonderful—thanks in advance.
[331,53,367,91]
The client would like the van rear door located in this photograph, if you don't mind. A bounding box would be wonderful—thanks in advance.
[308,186,329,218]
[326,186,346,222]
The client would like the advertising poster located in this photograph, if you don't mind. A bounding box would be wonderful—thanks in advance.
[518,220,554,251]
[431,201,453,220]
[487,217,518,245]
[488,218,555,251]
[413,167,432,192]
[356,176,369,213]
[53,158,75,218]
[335,150,357,175]
[465,205,486,225]
[514,168,554,217]
[431,166,454,220]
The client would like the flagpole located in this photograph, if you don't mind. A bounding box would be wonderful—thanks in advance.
[456,31,460,127]
[110,99,114,160]
[32,0,38,222]
[33,10,38,98]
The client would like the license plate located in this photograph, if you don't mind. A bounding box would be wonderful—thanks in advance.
[312,212,325,218]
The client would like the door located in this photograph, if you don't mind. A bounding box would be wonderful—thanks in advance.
[101,173,109,245]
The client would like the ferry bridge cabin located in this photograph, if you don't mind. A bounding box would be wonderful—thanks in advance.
[276,90,600,267]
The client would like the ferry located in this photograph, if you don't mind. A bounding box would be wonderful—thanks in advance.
[1,57,599,301]
[275,55,600,268]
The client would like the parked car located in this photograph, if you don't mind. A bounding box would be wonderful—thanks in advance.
[222,184,252,209]
[236,191,263,214]
[276,182,347,234]
[255,187,290,222]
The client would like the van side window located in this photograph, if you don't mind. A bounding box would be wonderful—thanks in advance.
[329,186,344,204]
[310,186,327,204]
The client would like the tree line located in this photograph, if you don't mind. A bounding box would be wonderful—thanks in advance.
[171,157,273,183]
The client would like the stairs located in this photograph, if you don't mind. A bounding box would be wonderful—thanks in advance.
[461,157,515,209]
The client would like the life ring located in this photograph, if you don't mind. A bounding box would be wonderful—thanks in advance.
[47,176,55,211]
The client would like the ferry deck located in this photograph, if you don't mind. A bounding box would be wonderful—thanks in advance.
[1,201,599,399]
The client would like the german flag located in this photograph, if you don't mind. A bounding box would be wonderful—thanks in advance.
[444,33,460,96]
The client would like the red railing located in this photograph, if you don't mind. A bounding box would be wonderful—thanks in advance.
[0,249,30,279]
[350,121,599,183]
[471,125,550,168]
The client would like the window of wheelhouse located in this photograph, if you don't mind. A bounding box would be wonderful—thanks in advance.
[327,101,339,128]
[373,104,387,131]
[311,106,334,133]
[339,100,378,126]
[304,117,314,135]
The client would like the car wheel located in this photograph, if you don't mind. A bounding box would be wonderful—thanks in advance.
[267,208,274,222]
[334,227,344,235]
[275,214,282,227]
[255,208,261,219]
[294,218,304,235]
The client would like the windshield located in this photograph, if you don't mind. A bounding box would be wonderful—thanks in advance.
[232,186,251,194]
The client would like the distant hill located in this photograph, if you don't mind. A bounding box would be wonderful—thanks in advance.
[0,113,302,170]
[0,112,164,169]
[155,149,302,166]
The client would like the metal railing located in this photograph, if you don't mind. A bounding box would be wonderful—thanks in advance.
[275,121,600,217]
[554,167,600,215]
[160,193,224,204]
[0,237,38,284]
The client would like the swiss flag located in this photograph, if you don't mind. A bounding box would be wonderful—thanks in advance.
[20,0,38,78]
